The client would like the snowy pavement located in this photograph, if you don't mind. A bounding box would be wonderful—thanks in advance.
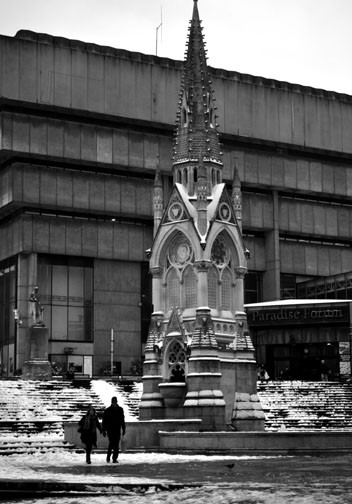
[1,450,352,503]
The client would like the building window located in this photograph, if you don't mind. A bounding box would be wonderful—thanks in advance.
[38,256,93,342]
[184,265,197,308]
[296,272,352,300]
[244,271,263,304]
[166,268,180,311]
[281,274,297,300]
[208,266,218,309]
[0,259,16,376]
[221,268,232,310]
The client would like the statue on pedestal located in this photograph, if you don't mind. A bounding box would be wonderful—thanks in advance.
[29,286,45,327]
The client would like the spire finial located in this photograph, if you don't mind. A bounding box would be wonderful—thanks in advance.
[172,0,223,172]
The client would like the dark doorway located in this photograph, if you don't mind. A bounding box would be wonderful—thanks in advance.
[266,343,339,381]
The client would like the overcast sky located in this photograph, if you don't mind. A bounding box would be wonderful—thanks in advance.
[1,0,352,95]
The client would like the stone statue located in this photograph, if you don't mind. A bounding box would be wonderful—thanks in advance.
[29,286,45,327]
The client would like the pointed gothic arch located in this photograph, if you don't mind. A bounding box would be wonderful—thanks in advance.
[206,225,246,268]
[207,230,239,314]
[163,338,186,382]
[158,230,196,314]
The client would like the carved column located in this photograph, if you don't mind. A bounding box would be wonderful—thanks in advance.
[194,260,211,307]
[234,265,247,312]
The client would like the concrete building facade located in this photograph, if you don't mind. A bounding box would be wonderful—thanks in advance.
[0,8,352,377]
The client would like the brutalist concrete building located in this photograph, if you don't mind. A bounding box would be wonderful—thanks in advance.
[0,24,351,378]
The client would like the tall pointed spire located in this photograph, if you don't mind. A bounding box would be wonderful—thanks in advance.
[153,155,163,237]
[172,0,223,195]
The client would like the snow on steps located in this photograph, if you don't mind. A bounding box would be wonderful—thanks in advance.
[0,439,73,455]
[4,378,352,453]
[0,378,141,454]
[257,380,352,431]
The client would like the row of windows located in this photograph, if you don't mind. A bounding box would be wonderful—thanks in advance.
[281,272,352,300]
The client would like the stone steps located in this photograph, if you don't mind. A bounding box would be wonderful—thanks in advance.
[0,379,107,453]
[2,378,352,453]
[0,439,75,455]
[257,381,352,431]
[0,378,143,454]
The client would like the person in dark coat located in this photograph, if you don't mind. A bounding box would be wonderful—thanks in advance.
[102,396,126,463]
[78,405,102,464]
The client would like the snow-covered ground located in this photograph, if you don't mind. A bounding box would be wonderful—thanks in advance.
[0,451,349,503]
[1,379,351,502]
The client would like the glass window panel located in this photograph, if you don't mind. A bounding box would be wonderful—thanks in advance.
[84,305,93,342]
[67,355,83,373]
[166,268,180,311]
[52,265,67,304]
[52,306,68,340]
[184,266,197,308]
[9,268,16,304]
[50,354,66,374]
[68,307,84,341]
[244,272,262,304]
[69,266,84,304]
[84,267,93,301]
[38,262,52,303]
[221,269,231,311]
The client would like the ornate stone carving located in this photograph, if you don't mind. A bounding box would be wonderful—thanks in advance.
[150,266,163,278]
[235,266,247,279]
[194,260,212,272]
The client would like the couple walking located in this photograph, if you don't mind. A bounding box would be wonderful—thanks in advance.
[78,396,126,464]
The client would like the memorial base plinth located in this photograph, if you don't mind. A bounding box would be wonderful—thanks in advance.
[22,360,52,380]
[22,326,52,380]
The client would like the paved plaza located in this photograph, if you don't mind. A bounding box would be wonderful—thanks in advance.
[1,450,352,502]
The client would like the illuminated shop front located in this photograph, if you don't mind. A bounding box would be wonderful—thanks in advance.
[245,300,352,381]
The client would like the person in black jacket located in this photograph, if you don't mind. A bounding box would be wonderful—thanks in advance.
[77,405,102,464]
[102,396,126,463]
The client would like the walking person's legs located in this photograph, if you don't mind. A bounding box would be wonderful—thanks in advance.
[112,434,121,463]
[85,443,92,464]
[106,435,113,462]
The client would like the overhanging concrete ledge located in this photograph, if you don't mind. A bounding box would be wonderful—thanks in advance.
[159,431,352,455]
